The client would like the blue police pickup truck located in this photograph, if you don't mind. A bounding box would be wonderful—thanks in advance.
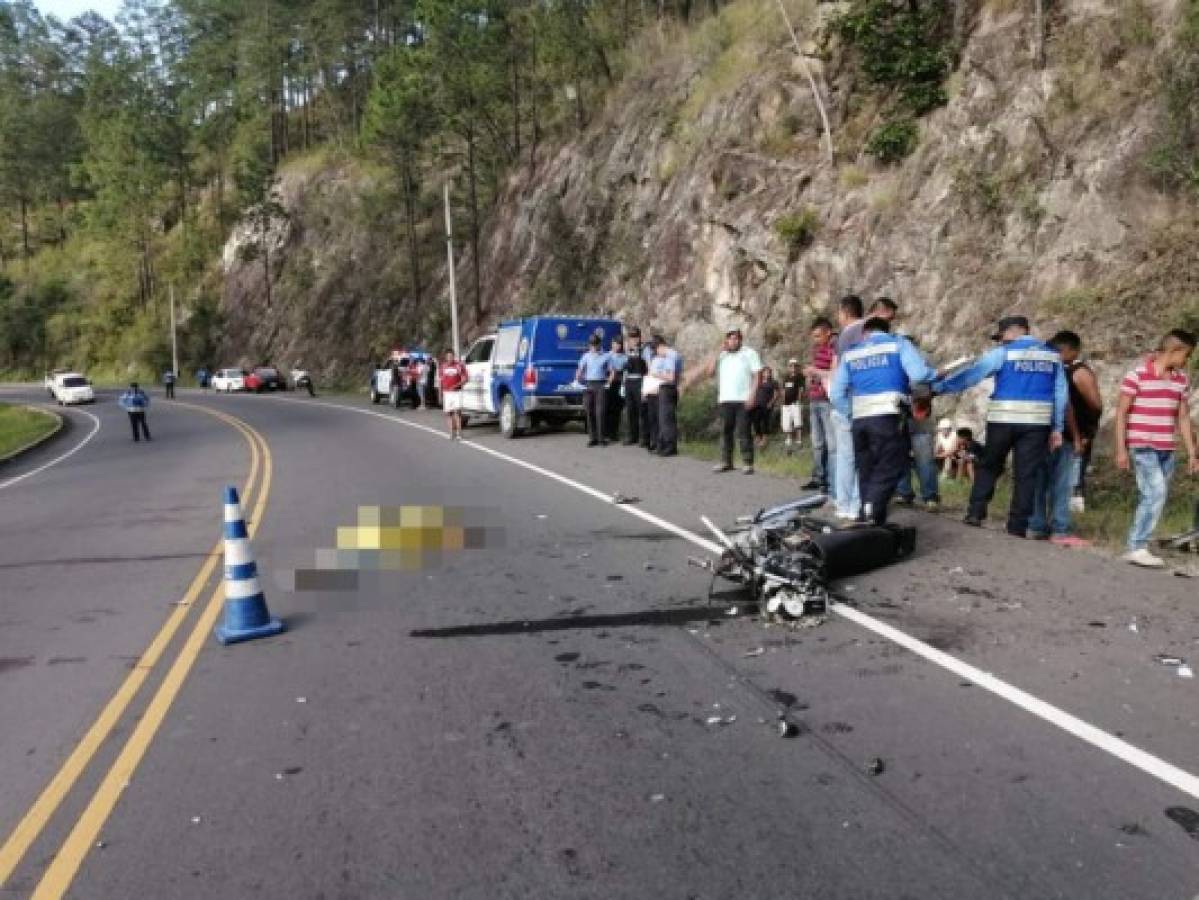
[460,316,623,438]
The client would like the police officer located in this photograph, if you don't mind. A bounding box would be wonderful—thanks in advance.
[605,336,628,441]
[575,334,611,447]
[934,315,1067,536]
[623,327,648,445]
[119,382,152,442]
[650,334,682,457]
[162,369,176,399]
[830,318,937,525]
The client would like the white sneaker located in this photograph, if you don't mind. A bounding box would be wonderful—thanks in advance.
[1123,549,1165,568]
[835,510,858,521]
[1069,496,1085,513]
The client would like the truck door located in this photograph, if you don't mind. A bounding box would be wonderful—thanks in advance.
[492,325,522,411]
[463,337,495,413]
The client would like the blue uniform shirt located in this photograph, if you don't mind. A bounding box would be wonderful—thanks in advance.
[576,349,611,382]
[934,337,1067,431]
[608,352,629,373]
[830,333,936,420]
[649,348,682,383]
[119,388,150,412]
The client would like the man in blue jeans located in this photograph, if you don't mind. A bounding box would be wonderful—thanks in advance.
[1115,330,1198,567]
[1029,332,1095,547]
[802,317,837,494]
[895,387,940,510]
[830,295,866,519]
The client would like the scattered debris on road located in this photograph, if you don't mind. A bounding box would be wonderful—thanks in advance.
[1179,666,1194,679]
[611,492,640,505]
[1155,654,1185,667]
[191,816,202,825]
[296,696,307,704]
[705,715,737,726]
[867,758,886,776]
[742,647,764,657]
[777,719,799,738]
[649,793,666,803]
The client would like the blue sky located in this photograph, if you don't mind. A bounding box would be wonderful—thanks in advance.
[36,0,123,21]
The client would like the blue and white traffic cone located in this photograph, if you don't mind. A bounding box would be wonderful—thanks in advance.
[215,485,284,645]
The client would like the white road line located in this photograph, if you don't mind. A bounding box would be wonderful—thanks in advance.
[0,409,102,492]
[268,396,1199,801]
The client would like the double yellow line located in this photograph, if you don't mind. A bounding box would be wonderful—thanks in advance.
[0,404,272,899]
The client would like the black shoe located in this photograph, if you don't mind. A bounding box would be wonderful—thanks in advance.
[801,479,821,490]
[647,445,657,453]
[963,515,982,527]
[622,439,636,446]
[713,463,733,473]
[599,440,609,446]
[587,440,599,447]
[895,496,915,507]
[657,449,678,457]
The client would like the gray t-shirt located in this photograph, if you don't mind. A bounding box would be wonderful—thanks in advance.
[836,320,866,355]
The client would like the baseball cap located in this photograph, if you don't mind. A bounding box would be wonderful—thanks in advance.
[725,327,742,337]
[991,315,1030,340]
[787,358,800,366]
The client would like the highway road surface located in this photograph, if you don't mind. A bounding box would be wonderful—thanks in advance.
[1,385,1197,899]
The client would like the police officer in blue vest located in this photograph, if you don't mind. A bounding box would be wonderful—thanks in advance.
[934,315,1068,536]
[830,317,937,525]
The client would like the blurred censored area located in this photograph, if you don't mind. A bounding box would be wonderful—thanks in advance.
[284,505,505,599]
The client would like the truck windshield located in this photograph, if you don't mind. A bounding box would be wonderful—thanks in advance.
[62,376,88,387]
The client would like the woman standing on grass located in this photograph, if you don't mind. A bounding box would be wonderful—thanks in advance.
[753,366,779,449]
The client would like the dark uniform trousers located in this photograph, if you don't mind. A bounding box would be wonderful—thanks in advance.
[657,386,679,455]
[624,377,643,444]
[605,379,624,440]
[128,411,151,441]
[584,380,608,442]
[852,415,910,525]
[969,422,1050,536]
[645,391,659,451]
[164,382,175,399]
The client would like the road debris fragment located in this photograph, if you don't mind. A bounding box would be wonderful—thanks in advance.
[1155,655,1185,667]
[1180,666,1194,679]
[296,696,307,704]
[742,647,765,658]
[725,606,739,616]
[611,492,641,505]
[704,715,737,726]
[649,793,666,803]
[867,758,886,776]
[777,719,799,738]
[191,816,202,825]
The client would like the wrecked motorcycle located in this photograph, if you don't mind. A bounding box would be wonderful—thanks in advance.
[691,494,917,621]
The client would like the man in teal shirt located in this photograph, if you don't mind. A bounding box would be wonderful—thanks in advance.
[689,328,763,474]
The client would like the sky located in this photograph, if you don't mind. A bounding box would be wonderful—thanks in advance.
[35,0,124,22]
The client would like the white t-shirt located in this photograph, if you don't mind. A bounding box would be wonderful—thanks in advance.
[717,348,763,404]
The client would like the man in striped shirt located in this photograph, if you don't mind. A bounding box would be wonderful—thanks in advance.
[1116,329,1198,567]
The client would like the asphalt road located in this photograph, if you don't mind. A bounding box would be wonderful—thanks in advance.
[1,386,1197,899]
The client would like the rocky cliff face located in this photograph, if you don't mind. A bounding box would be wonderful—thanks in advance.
[221,0,1199,418]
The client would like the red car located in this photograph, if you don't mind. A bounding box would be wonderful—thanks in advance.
[244,366,285,393]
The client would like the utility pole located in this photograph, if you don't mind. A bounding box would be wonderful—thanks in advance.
[169,283,179,378]
[443,181,461,359]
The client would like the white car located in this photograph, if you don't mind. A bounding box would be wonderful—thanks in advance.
[49,373,95,405]
[211,368,246,392]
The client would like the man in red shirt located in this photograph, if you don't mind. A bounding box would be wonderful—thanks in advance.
[439,348,469,441]
[801,317,837,493]
[1116,329,1198,567]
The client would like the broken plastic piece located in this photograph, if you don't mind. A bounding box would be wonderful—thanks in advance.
[742,647,765,657]
[778,719,799,738]
[867,758,885,776]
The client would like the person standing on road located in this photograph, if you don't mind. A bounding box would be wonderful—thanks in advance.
[780,359,804,455]
[196,366,210,392]
[752,366,779,450]
[576,334,612,447]
[831,318,937,525]
[1050,331,1103,513]
[622,327,648,446]
[119,382,152,442]
[1116,329,1198,568]
[803,318,837,492]
[650,334,682,457]
[934,315,1067,537]
[831,295,867,519]
[1028,330,1100,547]
[162,369,176,399]
[605,336,628,442]
[688,328,762,474]
[439,349,468,440]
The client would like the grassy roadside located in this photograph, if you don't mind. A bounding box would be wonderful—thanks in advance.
[679,434,1195,548]
[0,402,60,458]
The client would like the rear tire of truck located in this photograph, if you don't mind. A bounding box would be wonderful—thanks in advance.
[499,395,524,438]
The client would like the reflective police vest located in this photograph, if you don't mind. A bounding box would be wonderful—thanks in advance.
[988,336,1059,426]
[844,334,909,418]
